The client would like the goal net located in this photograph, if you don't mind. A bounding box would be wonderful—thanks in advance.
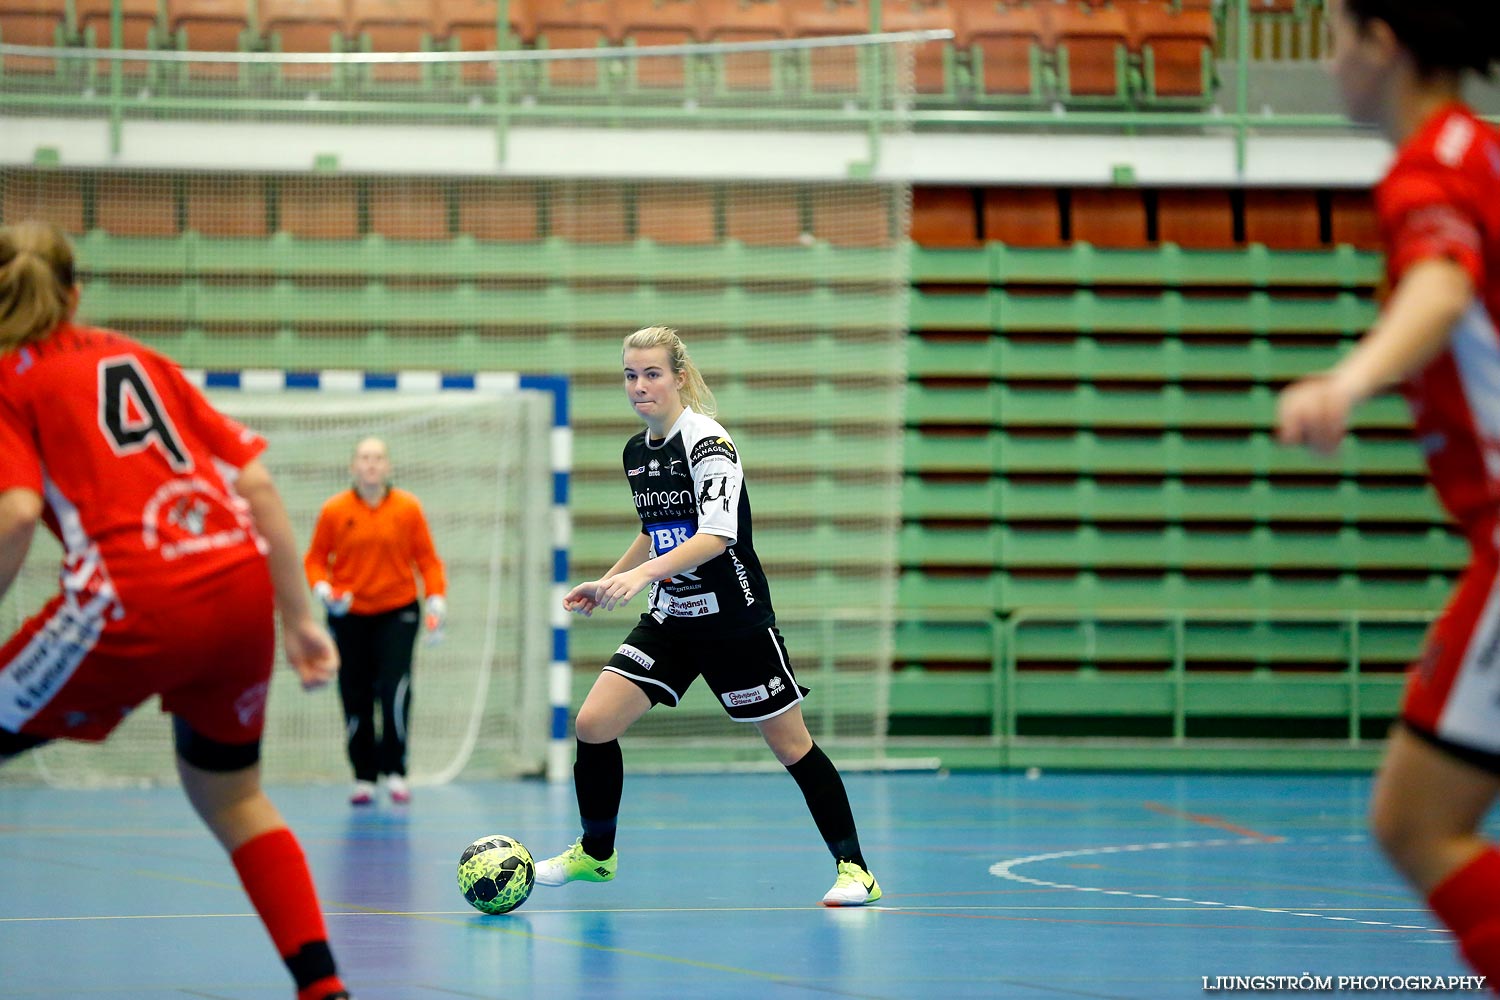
[0,375,558,787]
[0,29,920,773]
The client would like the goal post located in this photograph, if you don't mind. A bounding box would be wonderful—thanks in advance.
[0,369,569,788]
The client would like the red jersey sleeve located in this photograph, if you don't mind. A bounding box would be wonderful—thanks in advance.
[0,386,43,495]
[1379,163,1485,288]
[158,360,267,471]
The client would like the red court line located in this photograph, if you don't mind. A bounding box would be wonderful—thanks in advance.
[1142,801,1284,843]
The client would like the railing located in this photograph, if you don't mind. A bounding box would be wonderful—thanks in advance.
[0,0,1380,179]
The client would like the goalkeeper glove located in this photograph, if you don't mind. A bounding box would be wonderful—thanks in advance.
[313,580,354,617]
[424,594,447,644]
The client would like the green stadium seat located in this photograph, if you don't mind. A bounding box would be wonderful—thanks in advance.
[187,176,269,237]
[700,0,787,95]
[457,180,542,241]
[881,0,958,99]
[1330,189,1380,251]
[278,178,359,239]
[982,188,1062,247]
[1157,189,1234,249]
[369,180,450,240]
[785,0,868,97]
[1244,188,1323,250]
[911,187,979,248]
[1131,4,1216,105]
[77,0,163,79]
[533,0,612,92]
[260,0,347,85]
[433,0,530,84]
[956,1,1046,104]
[613,0,698,93]
[636,182,716,245]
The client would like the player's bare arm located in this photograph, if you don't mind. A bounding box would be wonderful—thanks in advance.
[564,532,654,615]
[595,531,729,612]
[0,487,42,605]
[1278,258,1473,454]
[235,458,339,689]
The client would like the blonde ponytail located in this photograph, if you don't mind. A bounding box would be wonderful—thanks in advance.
[623,325,717,418]
[0,221,75,351]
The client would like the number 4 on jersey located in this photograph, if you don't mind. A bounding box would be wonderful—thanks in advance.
[98,356,192,472]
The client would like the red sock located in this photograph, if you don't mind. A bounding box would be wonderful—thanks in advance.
[1428,847,1500,990]
[231,828,347,1000]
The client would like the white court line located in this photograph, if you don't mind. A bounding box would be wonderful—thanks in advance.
[988,836,1442,933]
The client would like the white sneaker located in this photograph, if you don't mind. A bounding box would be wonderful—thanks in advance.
[821,861,881,906]
[385,774,410,804]
[349,781,376,806]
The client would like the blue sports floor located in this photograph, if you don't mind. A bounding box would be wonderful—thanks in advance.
[2,771,1493,999]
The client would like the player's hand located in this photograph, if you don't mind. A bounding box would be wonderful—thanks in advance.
[284,616,339,691]
[1276,372,1360,456]
[596,568,653,612]
[313,580,354,617]
[423,594,447,645]
[562,580,603,617]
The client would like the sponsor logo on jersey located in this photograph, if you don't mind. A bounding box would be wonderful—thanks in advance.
[627,465,646,477]
[633,488,695,512]
[730,548,756,606]
[648,520,695,555]
[667,458,684,476]
[141,478,253,562]
[648,458,662,477]
[698,474,736,515]
[767,676,785,696]
[662,592,720,618]
[722,684,770,708]
[615,643,655,670]
[690,435,738,465]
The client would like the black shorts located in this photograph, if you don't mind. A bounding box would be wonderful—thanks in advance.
[603,616,809,722]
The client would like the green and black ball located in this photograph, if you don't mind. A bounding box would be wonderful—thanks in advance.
[457,835,535,915]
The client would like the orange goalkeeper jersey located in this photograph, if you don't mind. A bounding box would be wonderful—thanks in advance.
[304,487,446,615]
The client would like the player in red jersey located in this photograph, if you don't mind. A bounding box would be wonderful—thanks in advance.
[0,221,352,1000]
[1277,0,1500,987]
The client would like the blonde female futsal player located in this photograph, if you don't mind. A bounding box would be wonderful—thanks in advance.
[0,221,351,1000]
[534,326,882,906]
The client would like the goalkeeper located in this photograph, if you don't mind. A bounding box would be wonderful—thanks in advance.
[304,437,446,805]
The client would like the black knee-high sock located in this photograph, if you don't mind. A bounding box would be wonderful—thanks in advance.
[574,738,622,860]
[785,742,867,869]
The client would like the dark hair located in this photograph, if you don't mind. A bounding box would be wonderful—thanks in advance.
[0,221,76,349]
[1346,0,1500,78]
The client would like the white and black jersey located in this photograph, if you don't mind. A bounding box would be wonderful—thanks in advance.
[622,407,774,633]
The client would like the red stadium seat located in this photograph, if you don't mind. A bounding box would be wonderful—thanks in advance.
[881,0,956,97]
[1070,187,1149,248]
[551,181,630,243]
[1244,188,1323,249]
[0,0,71,76]
[456,180,542,241]
[187,175,269,237]
[533,0,612,90]
[76,0,161,77]
[612,0,699,90]
[431,0,530,83]
[1157,188,1235,248]
[97,176,181,237]
[912,187,979,248]
[1130,4,1215,101]
[258,0,345,83]
[370,181,449,240]
[811,186,893,248]
[1,171,86,235]
[349,0,435,83]
[724,185,804,246]
[954,1,1045,101]
[1052,3,1130,102]
[785,0,867,94]
[637,183,717,245]
[982,188,1062,247]
[279,177,360,239]
[700,0,787,93]
[165,0,251,80]
[1329,189,1380,251]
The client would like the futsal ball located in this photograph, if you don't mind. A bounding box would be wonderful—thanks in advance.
[457,835,535,915]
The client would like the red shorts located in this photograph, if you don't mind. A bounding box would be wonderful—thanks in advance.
[1402,537,1500,760]
[0,559,276,745]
